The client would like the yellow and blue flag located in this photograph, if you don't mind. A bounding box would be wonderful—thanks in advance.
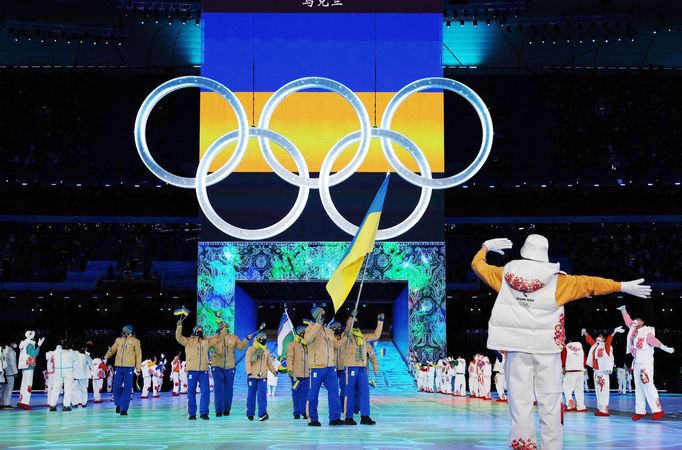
[173,305,190,317]
[326,173,390,313]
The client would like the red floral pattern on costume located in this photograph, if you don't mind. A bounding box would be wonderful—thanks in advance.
[25,356,36,367]
[511,438,538,450]
[656,399,661,410]
[554,314,566,347]
[636,338,644,350]
[640,369,650,384]
[597,374,605,391]
[597,348,604,358]
[504,272,545,293]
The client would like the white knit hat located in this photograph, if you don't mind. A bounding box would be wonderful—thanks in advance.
[520,234,550,262]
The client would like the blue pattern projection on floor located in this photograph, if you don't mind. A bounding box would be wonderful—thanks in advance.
[1,367,681,449]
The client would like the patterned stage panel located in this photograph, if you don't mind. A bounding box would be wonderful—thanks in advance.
[197,241,446,362]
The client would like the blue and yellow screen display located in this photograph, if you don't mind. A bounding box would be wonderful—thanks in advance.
[199,5,443,242]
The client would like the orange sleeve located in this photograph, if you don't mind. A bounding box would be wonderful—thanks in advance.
[471,247,504,293]
[555,274,621,306]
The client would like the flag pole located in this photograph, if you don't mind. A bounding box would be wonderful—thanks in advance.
[346,255,370,344]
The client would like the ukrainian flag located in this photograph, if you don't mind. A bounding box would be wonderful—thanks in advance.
[326,173,390,313]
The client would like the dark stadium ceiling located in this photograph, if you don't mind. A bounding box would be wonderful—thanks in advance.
[1,0,682,69]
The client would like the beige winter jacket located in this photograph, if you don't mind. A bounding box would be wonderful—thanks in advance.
[104,336,142,370]
[176,324,210,371]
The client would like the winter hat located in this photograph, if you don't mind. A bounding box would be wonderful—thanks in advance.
[296,325,307,335]
[122,325,134,335]
[520,234,550,262]
[311,306,325,321]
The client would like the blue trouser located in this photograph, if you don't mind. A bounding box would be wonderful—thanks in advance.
[345,366,370,418]
[211,367,235,414]
[291,376,309,417]
[187,370,210,417]
[113,367,134,412]
[307,367,341,422]
[246,377,267,417]
[337,369,346,409]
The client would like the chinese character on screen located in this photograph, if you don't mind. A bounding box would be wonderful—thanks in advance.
[317,0,330,6]
[331,0,343,5]
[302,0,314,7]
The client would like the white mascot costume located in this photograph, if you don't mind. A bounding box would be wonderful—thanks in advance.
[453,357,467,397]
[18,331,44,410]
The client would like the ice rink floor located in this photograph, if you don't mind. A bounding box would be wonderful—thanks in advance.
[1,390,681,449]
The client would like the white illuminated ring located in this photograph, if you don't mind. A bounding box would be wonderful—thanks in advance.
[134,76,249,188]
[258,77,372,189]
[196,127,310,240]
[136,76,494,240]
[318,128,432,240]
[381,77,493,189]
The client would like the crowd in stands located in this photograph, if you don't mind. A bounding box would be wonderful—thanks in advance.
[0,222,198,282]
[448,72,682,186]
[446,221,682,284]
[0,70,197,185]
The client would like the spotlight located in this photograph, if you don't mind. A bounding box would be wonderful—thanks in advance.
[486,18,490,26]
[460,19,464,26]
[473,19,478,27]
[195,17,200,26]
[446,20,450,28]
[653,27,657,34]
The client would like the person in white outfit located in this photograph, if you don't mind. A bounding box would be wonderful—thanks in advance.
[472,235,651,450]
[561,340,586,412]
[18,331,45,410]
[1,341,19,408]
[140,358,155,399]
[73,348,93,407]
[48,343,76,412]
[618,306,675,421]
[91,358,107,403]
[479,355,492,400]
[170,355,182,396]
[106,364,114,393]
[152,355,166,398]
[616,364,627,395]
[625,363,633,393]
[267,357,280,397]
[493,351,507,402]
[583,327,623,416]
[468,357,479,397]
[453,356,467,397]
[44,349,56,403]
[179,361,188,394]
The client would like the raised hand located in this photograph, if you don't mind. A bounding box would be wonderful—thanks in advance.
[482,238,513,255]
[620,279,652,299]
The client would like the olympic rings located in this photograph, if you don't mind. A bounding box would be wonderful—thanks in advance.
[318,128,432,240]
[196,127,310,241]
[381,77,494,190]
[134,76,249,188]
[134,76,493,240]
[258,77,372,189]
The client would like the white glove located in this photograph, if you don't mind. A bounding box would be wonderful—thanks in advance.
[482,238,513,255]
[37,337,45,347]
[659,345,675,354]
[620,279,652,299]
[616,305,627,311]
[613,326,625,334]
